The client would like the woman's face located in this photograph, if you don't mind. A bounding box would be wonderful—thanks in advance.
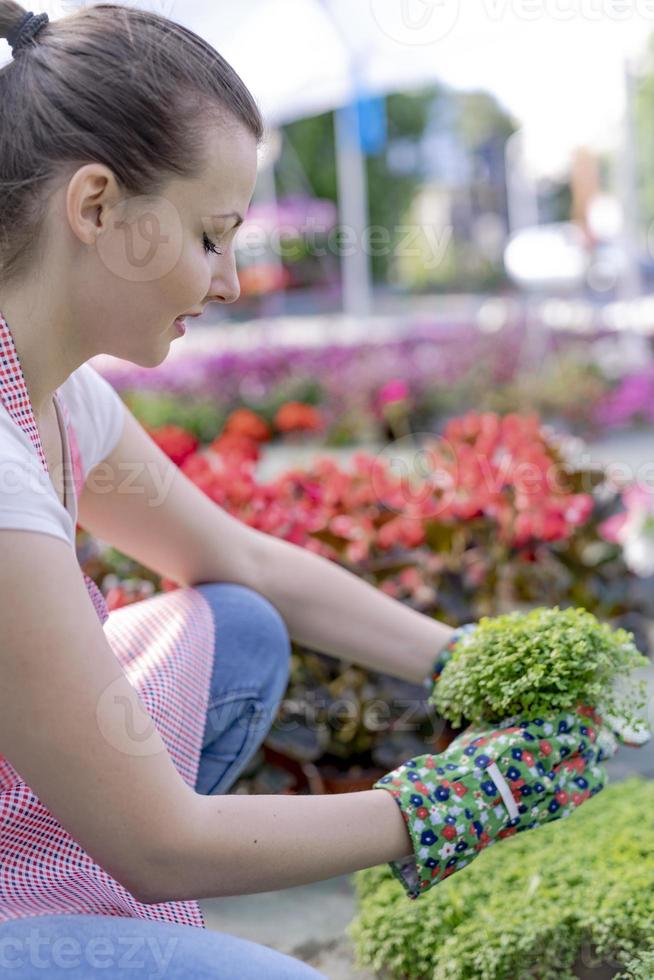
[73,122,259,367]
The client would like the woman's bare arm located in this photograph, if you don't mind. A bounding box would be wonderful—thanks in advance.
[0,530,413,906]
[143,789,413,905]
[0,530,205,901]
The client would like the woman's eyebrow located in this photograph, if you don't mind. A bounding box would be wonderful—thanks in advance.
[211,211,244,227]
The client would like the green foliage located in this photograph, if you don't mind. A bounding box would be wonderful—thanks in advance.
[277,84,516,284]
[122,391,226,443]
[349,777,654,979]
[617,947,654,979]
[431,606,649,730]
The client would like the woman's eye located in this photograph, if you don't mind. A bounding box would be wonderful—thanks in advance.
[203,233,224,255]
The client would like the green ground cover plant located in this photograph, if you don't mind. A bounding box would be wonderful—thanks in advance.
[349,777,654,979]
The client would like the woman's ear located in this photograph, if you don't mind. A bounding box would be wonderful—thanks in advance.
[65,164,120,245]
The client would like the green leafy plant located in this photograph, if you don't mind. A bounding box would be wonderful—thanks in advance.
[349,777,654,979]
[431,606,649,732]
[618,948,654,979]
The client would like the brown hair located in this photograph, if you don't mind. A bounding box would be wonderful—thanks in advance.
[0,1,264,286]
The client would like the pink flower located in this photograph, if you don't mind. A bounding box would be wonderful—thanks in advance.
[599,482,654,576]
[377,378,410,408]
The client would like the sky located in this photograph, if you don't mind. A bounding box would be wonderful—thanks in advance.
[4,1,654,177]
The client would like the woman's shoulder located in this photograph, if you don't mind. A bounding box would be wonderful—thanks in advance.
[58,361,126,476]
[0,396,74,545]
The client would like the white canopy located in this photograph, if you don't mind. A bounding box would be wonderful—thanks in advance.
[2,1,651,312]
[171,0,648,175]
[3,1,650,172]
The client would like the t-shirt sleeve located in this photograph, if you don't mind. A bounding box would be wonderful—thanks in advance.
[63,362,127,479]
[0,411,74,545]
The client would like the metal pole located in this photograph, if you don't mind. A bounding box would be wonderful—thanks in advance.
[504,128,539,235]
[617,58,643,300]
[316,0,373,319]
[255,146,287,324]
[333,100,373,318]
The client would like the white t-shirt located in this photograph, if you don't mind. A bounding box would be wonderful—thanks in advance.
[0,362,126,547]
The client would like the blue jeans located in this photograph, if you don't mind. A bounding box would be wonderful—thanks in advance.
[0,583,326,979]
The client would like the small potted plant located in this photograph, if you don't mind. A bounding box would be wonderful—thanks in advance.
[430,605,651,746]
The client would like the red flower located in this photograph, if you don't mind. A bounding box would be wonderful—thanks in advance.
[238,263,292,296]
[274,402,323,433]
[146,423,199,467]
[105,585,131,611]
[426,410,594,546]
[210,432,261,462]
[224,408,271,443]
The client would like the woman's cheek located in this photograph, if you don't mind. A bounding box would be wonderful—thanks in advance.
[163,244,211,304]
[98,198,186,285]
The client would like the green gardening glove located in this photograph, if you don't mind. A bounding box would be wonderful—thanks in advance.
[422,622,478,697]
[372,704,613,900]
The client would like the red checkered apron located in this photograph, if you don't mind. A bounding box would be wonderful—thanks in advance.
[0,313,214,928]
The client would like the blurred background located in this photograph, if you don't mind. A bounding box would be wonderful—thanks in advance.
[9,2,654,975]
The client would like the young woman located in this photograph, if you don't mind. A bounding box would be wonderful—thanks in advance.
[0,3,612,977]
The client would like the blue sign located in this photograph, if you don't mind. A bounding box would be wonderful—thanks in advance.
[356,95,387,155]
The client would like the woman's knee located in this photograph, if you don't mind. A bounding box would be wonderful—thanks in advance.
[196,582,291,697]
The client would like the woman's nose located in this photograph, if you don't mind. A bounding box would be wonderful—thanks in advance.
[207,253,241,305]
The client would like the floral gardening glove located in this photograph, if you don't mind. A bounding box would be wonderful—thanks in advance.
[422,622,478,696]
[372,705,613,900]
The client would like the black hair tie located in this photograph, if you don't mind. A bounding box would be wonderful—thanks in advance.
[7,10,49,54]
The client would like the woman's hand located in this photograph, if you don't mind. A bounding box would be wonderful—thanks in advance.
[372,704,612,899]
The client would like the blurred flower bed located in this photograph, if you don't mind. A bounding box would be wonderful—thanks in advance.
[594,363,654,430]
[93,323,654,448]
[77,407,654,796]
[234,195,340,299]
